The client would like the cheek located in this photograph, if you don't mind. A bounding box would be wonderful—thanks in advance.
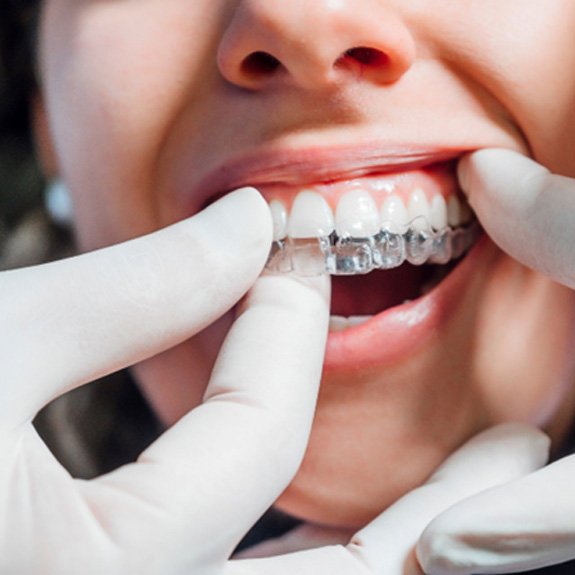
[41,1,221,248]
[509,38,575,176]
[474,261,575,426]
[495,13,575,175]
[419,2,575,176]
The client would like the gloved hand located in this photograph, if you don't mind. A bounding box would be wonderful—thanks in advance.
[0,184,552,575]
[457,149,575,289]
[229,424,549,575]
[1,187,333,574]
[415,149,575,574]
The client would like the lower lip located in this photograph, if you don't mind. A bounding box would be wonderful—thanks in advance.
[323,234,490,373]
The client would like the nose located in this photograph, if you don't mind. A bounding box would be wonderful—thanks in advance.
[217,0,416,91]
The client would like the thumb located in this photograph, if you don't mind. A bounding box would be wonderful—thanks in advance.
[458,149,575,288]
[0,187,272,428]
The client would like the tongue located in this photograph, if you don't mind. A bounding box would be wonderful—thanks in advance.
[330,265,430,316]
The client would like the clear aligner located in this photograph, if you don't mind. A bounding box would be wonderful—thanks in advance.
[265,219,480,277]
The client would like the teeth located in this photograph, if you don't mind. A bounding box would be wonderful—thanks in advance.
[407,188,431,231]
[348,315,373,327]
[329,315,372,332]
[267,221,480,276]
[447,195,463,227]
[282,190,472,239]
[446,195,473,227]
[336,190,380,237]
[269,200,288,241]
[329,316,348,332]
[288,191,335,239]
[430,194,448,231]
[264,188,479,276]
[381,194,409,233]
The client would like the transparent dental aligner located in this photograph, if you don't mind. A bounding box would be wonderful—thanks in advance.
[265,218,480,277]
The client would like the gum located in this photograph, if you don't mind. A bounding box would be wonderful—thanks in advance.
[260,162,460,213]
[265,220,480,276]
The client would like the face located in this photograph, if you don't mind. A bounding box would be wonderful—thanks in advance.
[39,0,575,527]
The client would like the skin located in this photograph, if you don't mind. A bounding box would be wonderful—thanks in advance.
[38,0,575,528]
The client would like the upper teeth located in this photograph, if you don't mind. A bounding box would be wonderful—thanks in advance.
[336,190,380,237]
[270,189,471,241]
[287,191,335,238]
[430,195,448,231]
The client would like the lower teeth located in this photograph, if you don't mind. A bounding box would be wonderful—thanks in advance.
[266,221,480,277]
[329,315,372,332]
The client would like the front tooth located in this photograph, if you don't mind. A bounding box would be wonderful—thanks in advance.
[269,200,288,240]
[347,315,372,327]
[329,315,372,332]
[380,195,408,233]
[430,194,448,231]
[447,195,463,227]
[336,190,380,237]
[288,191,335,238]
[329,316,349,332]
[407,188,431,231]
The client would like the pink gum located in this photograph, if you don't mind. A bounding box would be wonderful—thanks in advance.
[258,163,460,211]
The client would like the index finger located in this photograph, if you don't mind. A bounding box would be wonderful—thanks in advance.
[87,272,331,561]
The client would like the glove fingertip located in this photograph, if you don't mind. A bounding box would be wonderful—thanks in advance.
[416,523,470,575]
[458,149,548,209]
[494,422,551,464]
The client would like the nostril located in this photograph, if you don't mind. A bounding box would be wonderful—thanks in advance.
[242,51,282,77]
[340,46,389,68]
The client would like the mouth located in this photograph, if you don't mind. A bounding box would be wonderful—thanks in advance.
[195,144,484,371]
[257,156,480,332]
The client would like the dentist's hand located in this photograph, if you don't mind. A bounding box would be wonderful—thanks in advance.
[457,148,575,289]
[0,181,555,575]
[0,187,332,575]
[228,424,549,575]
[413,150,575,574]
[417,450,575,574]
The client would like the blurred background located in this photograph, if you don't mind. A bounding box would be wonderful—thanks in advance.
[0,1,47,268]
[0,1,77,272]
[0,3,163,482]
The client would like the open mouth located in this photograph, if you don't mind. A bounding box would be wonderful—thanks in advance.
[257,159,480,332]
[328,256,460,330]
[190,146,487,370]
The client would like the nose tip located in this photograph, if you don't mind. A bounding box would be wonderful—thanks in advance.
[217,0,416,91]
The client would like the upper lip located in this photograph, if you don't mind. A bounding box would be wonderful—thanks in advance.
[193,142,470,205]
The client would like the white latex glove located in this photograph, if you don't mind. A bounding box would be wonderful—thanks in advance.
[0,187,333,574]
[457,148,575,289]
[0,183,552,575]
[414,150,575,574]
[417,453,575,574]
[228,424,548,575]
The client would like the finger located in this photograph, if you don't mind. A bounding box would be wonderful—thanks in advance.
[84,272,331,560]
[228,424,549,575]
[227,546,372,575]
[0,188,271,427]
[353,423,549,574]
[418,452,575,575]
[234,523,354,559]
[458,149,575,288]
